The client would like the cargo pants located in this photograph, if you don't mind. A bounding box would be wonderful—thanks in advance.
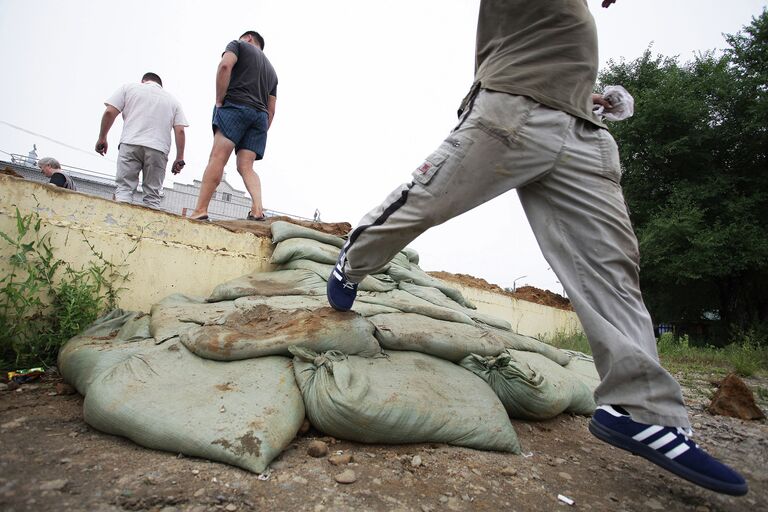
[341,89,690,428]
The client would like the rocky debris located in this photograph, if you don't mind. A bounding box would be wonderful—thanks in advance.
[307,440,329,458]
[708,373,765,420]
[334,469,357,484]
[328,452,353,466]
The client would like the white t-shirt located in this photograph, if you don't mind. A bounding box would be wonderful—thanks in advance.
[105,81,188,155]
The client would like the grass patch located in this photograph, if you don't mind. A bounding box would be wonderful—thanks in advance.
[546,331,768,378]
[0,206,135,370]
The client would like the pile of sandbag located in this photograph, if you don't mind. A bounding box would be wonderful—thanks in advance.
[58,220,598,474]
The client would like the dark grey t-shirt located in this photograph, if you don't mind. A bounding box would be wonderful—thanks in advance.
[223,40,278,112]
[474,0,604,127]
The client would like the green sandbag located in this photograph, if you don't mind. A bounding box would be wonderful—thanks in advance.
[207,269,327,303]
[59,309,155,395]
[84,341,304,474]
[357,289,476,325]
[368,313,507,362]
[150,294,237,344]
[292,348,520,453]
[180,298,381,360]
[387,260,475,309]
[368,312,569,365]
[490,328,572,366]
[270,220,345,248]
[460,349,595,421]
[398,281,510,330]
[279,258,398,293]
[563,350,601,391]
[401,246,420,265]
[270,238,340,265]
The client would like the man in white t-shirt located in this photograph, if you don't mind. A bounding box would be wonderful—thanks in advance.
[95,72,188,208]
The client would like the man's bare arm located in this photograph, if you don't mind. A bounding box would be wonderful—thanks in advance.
[267,95,276,129]
[215,52,238,107]
[95,105,120,155]
[171,125,186,174]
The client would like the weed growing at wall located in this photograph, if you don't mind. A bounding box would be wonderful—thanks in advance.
[0,206,135,369]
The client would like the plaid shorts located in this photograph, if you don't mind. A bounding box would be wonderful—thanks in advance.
[212,101,269,158]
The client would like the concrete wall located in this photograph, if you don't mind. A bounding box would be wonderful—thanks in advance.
[455,285,583,339]
[1,174,582,338]
[0,175,272,312]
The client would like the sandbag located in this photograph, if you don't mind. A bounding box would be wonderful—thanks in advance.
[270,220,344,248]
[398,281,510,330]
[563,350,601,391]
[180,298,381,360]
[387,261,475,309]
[292,348,520,453]
[149,294,237,344]
[207,269,327,302]
[270,238,339,265]
[368,313,507,362]
[490,328,572,366]
[59,309,156,395]
[357,289,476,325]
[279,258,398,293]
[84,340,304,474]
[460,350,596,421]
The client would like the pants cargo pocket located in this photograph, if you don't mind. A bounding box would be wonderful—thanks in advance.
[411,133,474,196]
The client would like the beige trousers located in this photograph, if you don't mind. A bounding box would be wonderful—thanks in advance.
[115,143,168,208]
[342,90,689,428]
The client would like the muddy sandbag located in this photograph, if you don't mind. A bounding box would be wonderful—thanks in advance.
[387,261,474,309]
[84,341,304,474]
[207,269,327,303]
[181,299,381,360]
[368,313,507,362]
[59,310,155,395]
[150,294,237,343]
[357,289,476,325]
[279,258,397,293]
[271,220,345,248]
[398,281,510,330]
[270,238,340,265]
[460,350,596,420]
[292,348,520,453]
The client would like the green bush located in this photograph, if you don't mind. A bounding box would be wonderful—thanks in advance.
[0,206,133,369]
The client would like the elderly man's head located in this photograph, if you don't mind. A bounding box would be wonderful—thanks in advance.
[37,157,61,177]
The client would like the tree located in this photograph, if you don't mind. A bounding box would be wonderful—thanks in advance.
[598,10,768,344]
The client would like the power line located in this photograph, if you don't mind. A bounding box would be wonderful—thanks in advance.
[0,119,117,164]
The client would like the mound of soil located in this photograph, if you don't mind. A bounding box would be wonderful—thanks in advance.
[428,271,573,311]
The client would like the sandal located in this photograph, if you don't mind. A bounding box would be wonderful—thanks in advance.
[247,212,266,221]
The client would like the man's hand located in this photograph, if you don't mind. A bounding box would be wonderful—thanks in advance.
[602,0,617,7]
[592,93,612,109]
[95,138,108,155]
[171,159,185,175]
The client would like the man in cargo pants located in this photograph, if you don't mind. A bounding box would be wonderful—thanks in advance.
[327,0,748,496]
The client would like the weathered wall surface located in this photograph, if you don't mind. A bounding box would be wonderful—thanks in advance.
[0,175,272,312]
[1,174,582,337]
[454,285,583,339]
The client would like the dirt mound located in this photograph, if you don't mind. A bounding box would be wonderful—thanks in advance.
[428,271,573,311]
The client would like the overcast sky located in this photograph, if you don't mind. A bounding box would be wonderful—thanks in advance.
[1,0,765,295]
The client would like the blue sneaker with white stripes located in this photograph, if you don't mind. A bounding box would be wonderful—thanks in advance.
[589,405,747,496]
[327,254,358,311]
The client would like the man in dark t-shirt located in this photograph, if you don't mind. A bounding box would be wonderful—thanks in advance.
[37,157,77,191]
[190,30,278,221]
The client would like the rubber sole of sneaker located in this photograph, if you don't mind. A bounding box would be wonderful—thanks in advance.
[589,419,747,496]
[326,278,352,312]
